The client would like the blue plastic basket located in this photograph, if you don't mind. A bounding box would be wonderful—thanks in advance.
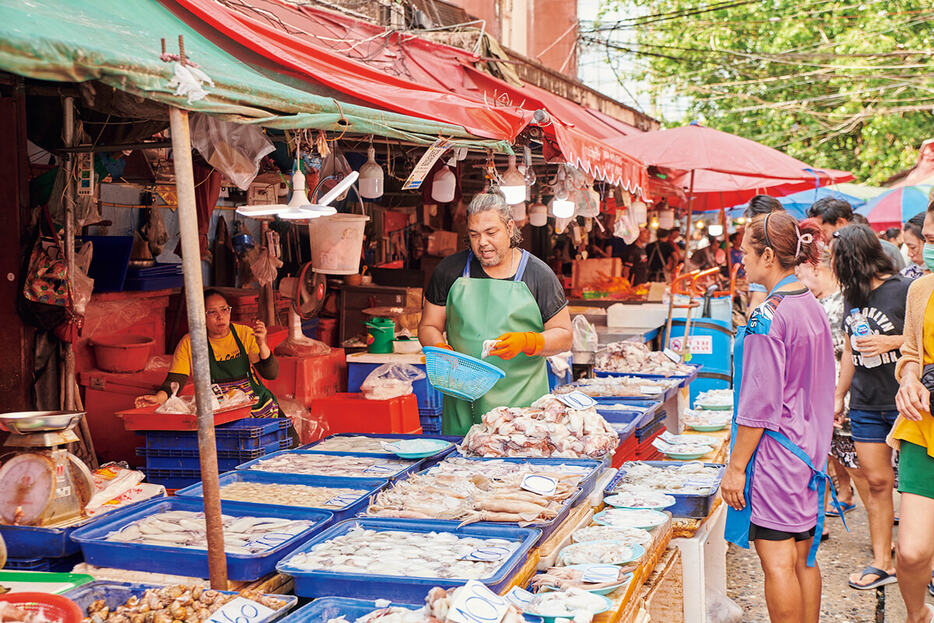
[175,471,389,522]
[70,497,333,582]
[279,598,418,623]
[604,461,726,518]
[422,346,506,401]
[63,581,297,622]
[276,518,541,601]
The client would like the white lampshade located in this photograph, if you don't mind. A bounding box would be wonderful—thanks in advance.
[529,201,547,227]
[659,209,675,229]
[431,164,457,203]
[510,202,527,222]
[708,224,724,236]
[499,154,526,204]
[358,145,384,199]
[555,216,572,234]
[631,199,647,226]
[552,197,575,219]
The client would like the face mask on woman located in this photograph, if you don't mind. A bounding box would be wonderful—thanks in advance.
[924,242,934,272]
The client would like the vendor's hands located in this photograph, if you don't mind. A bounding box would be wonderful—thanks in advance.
[720,464,747,511]
[253,319,268,347]
[489,332,545,360]
[853,335,898,358]
[134,393,166,409]
[896,375,929,422]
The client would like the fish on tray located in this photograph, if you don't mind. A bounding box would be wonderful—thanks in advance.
[284,525,519,579]
[554,376,675,397]
[610,461,721,495]
[311,436,406,453]
[325,585,525,623]
[595,341,694,376]
[247,453,413,478]
[219,482,368,508]
[105,510,311,554]
[532,565,632,592]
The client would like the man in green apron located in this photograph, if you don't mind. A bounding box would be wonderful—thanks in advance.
[135,289,280,419]
[419,192,573,435]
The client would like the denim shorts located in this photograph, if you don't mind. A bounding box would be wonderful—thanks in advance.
[849,409,899,443]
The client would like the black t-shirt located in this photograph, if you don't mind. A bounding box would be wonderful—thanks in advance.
[645,240,674,280]
[425,250,568,322]
[623,244,649,286]
[842,276,910,411]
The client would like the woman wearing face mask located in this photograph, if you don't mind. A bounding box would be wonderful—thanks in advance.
[892,200,934,623]
[902,213,930,280]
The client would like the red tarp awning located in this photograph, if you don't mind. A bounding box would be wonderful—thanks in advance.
[163,0,533,142]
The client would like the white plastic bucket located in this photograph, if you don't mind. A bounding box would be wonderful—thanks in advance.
[307,214,370,275]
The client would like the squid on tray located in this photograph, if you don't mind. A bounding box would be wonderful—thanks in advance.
[531,565,633,592]
[366,457,589,525]
[595,341,694,376]
[326,585,525,623]
[460,395,618,459]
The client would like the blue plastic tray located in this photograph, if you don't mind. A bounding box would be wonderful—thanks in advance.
[279,597,418,623]
[71,497,333,581]
[595,364,701,389]
[63,581,298,622]
[144,418,290,451]
[236,450,422,481]
[443,454,605,501]
[300,433,459,468]
[276,518,541,602]
[604,461,726,519]
[175,471,388,522]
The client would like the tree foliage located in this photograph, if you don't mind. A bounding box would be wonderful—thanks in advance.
[587,1,934,183]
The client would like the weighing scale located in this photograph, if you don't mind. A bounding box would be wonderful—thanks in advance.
[0,411,94,527]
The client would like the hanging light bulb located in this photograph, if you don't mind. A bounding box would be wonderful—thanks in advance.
[659,209,675,229]
[510,202,527,223]
[499,154,526,204]
[552,197,575,219]
[555,215,572,234]
[630,199,648,226]
[529,195,547,227]
[431,158,457,203]
[708,224,724,236]
[358,144,384,199]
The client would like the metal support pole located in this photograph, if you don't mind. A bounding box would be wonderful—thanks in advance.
[62,97,75,411]
[683,170,695,258]
[168,107,229,589]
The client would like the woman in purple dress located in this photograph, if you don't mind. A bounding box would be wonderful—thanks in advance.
[722,212,837,623]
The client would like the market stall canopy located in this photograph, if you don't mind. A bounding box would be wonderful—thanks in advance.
[165,0,533,142]
[856,184,933,229]
[173,0,649,195]
[0,0,507,148]
[777,186,867,217]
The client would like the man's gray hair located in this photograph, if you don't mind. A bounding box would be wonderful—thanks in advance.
[467,191,523,247]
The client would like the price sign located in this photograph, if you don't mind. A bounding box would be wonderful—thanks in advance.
[363,464,398,475]
[640,385,663,395]
[401,138,453,190]
[662,348,682,363]
[447,580,510,623]
[460,545,512,562]
[520,474,557,496]
[206,598,274,623]
[246,531,294,552]
[324,493,362,507]
[581,564,620,584]
[555,391,597,410]
[503,586,534,609]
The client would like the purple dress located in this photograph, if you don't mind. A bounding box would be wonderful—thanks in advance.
[737,290,836,532]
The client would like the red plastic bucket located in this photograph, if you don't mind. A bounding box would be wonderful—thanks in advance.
[0,593,83,623]
[90,334,154,373]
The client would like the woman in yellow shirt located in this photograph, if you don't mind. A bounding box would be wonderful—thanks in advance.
[893,202,934,623]
[135,289,280,418]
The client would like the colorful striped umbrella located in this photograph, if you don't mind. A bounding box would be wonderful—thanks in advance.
[856,185,933,228]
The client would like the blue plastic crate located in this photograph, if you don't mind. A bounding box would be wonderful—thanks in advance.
[80,235,132,292]
[144,418,289,451]
[348,362,443,412]
[143,470,201,490]
[279,598,418,623]
[63,581,298,622]
[595,364,702,389]
[139,436,291,458]
[300,433,457,467]
[140,438,290,471]
[276,518,541,601]
[604,461,726,519]
[175,471,389,522]
[71,498,334,582]
[419,412,442,434]
[3,553,83,573]
[236,450,423,481]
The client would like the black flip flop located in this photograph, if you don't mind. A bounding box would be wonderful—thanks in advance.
[848,566,897,590]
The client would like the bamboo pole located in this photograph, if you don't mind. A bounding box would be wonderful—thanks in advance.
[168,106,229,589]
[62,97,75,411]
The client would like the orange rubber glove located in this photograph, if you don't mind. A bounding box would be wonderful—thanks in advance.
[489,332,545,360]
[433,342,454,351]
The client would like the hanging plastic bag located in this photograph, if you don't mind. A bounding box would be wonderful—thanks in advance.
[189,113,274,190]
[613,211,638,244]
[360,364,425,401]
[572,315,598,353]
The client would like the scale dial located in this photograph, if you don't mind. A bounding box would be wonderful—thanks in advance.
[0,453,55,525]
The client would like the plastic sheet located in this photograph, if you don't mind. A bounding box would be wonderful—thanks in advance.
[279,397,328,445]
[360,364,425,401]
[572,315,598,353]
[189,113,274,190]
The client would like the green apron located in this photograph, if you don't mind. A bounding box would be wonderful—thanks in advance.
[443,249,550,435]
[206,326,280,418]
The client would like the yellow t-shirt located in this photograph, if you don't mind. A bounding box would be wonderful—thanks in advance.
[169,324,260,377]
[893,293,934,456]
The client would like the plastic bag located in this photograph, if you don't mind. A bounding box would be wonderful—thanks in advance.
[572,315,598,353]
[706,592,743,623]
[613,211,638,244]
[360,363,425,400]
[189,113,274,190]
[155,382,196,414]
[279,397,328,445]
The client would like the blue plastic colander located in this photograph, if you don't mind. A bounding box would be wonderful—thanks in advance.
[422,346,506,401]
